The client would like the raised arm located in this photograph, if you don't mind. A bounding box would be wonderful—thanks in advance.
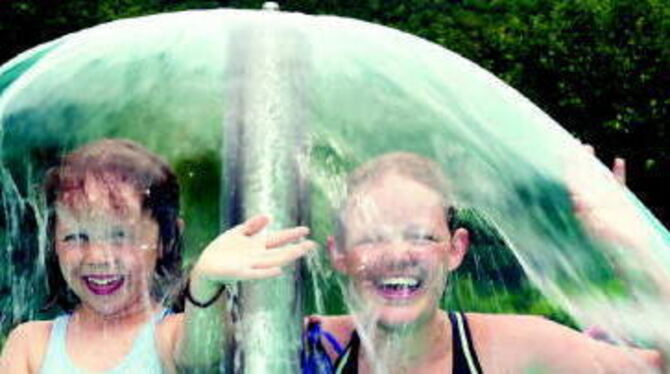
[158,215,315,372]
[527,316,662,372]
[475,314,662,372]
[561,146,668,365]
[566,146,653,249]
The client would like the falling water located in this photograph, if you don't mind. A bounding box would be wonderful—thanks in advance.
[0,8,668,373]
[222,11,309,372]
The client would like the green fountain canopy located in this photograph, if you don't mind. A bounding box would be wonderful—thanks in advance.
[0,9,582,167]
[1,7,669,362]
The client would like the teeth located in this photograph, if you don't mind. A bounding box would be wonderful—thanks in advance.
[380,277,419,288]
[86,276,122,286]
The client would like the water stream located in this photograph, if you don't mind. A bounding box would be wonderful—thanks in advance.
[0,8,668,372]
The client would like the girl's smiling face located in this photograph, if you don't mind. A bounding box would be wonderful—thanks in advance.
[332,174,469,328]
[54,176,160,316]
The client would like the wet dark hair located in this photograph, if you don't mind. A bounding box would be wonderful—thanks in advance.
[43,139,182,312]
[335,152,456,250]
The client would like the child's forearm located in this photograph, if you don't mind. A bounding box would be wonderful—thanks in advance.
[174,274,233,371]
[171,215,313,370]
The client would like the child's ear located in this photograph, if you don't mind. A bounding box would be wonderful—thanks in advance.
[447,228,469,271]
[327,235,347,273]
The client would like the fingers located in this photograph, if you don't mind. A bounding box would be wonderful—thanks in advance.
[208,267,284,282]
[198,239,315,284]
[583,144,595,155]
[581,143,626,185]
[231,216,312,248]
[266,226,310,248]
[252,241,316,269]
[613,158,626,185]
[228,215,270,236]
[243,215,271,235]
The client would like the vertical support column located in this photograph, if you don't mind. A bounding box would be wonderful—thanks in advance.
[223,15,308,374]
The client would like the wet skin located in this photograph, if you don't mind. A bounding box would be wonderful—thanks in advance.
[332,173,468,329]
[323,172,663,373]
[54,177,161,318]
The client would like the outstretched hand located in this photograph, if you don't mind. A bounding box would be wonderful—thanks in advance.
[584,144,626,184]
[189,215,315,301]
[566,144,648,249]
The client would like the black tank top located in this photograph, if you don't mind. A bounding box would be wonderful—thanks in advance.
[333,312,483,374]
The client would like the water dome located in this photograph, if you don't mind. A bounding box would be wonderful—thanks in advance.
[0,7,668,372]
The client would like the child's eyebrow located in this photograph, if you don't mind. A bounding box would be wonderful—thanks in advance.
[348,229,385,244]
[401,223,434,234]
[401,225,447,241]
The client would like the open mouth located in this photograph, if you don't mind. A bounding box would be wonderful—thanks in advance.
[82,274,125,295]
[374,276,424,300]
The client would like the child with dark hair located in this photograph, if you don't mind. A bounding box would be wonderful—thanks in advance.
[0,138,314,372]
[41,138,183,314]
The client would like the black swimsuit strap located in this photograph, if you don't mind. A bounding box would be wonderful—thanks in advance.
[334,312,483,374]
[449,311,483,374]
[334,329,360,374]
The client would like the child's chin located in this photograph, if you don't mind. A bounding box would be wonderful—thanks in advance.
[374,306,428,329]
[79,293,132,316]
[83,300,123,315]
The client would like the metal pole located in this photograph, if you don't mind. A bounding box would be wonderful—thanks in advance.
[222,13,308,373]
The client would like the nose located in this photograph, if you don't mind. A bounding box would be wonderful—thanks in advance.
[382,239,420,262]
[389,236,440,261]
[82,241,116,267]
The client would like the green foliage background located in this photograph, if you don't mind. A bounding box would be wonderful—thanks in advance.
[0,0,668,345]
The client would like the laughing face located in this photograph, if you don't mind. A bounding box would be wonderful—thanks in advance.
[54,177,160,316]
[331,173,469,328]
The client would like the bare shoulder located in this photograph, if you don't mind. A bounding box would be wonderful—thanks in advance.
[465,312,550,341]
[466,312,592,353]
[157,312,184,338]
[464,313,547,365]
[156,312,184,366]
[9,320,53,337]
[6,320,53,350]
[1,320,53,373]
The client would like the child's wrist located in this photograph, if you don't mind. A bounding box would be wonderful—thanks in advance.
[187,274,225,307]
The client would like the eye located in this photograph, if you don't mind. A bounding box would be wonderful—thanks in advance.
[62,232,89,245]
[353,234,388,247]
[405,232,440,246]
[109,228,128,245]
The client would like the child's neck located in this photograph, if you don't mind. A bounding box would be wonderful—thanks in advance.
[73,300,160,332]
[360,310,451,374]
[64,299,161,372]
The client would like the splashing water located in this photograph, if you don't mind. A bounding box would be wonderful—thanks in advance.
[0,8,668,373]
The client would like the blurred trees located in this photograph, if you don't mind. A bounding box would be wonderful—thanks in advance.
[2,0,667,224]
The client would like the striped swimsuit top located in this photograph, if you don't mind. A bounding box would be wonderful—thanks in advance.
[333,312,483,374]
